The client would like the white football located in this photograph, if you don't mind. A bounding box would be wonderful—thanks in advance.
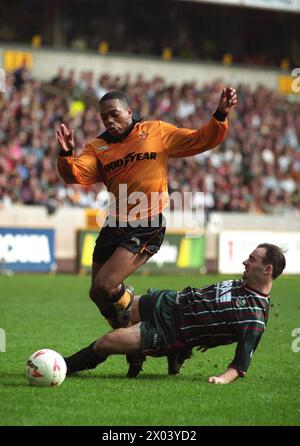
[25,349,67,387]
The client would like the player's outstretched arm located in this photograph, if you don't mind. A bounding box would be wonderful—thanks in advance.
[216,87,237,116]
[208,367,239,385]
[57,123,100,185]
[164,87,237,159]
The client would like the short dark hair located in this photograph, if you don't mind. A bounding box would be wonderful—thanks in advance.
[257,243,286,279]
[99,90,130,108]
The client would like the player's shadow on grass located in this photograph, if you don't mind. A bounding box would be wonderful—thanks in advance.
[67,372,207,382]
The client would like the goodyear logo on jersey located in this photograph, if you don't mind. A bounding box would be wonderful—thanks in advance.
[104,151,157,172]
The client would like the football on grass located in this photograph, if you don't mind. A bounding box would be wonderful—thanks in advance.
[25,349,67,387]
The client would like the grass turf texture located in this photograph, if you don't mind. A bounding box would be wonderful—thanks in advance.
[0,274,299,426]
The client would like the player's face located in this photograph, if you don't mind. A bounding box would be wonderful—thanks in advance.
[100,99,133,137]
[242,247,268,283]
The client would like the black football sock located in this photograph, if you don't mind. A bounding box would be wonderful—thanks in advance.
[64,341,108,375]
[100,306,116,319]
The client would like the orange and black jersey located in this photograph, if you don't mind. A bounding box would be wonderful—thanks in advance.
[176,279,270,376]
[57,115,228,220]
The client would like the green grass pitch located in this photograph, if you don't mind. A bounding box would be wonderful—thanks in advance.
[0,273,300,426]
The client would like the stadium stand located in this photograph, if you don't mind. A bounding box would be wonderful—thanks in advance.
[0,0,299,69]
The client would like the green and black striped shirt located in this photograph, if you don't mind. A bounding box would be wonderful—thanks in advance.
[176,279,270,376]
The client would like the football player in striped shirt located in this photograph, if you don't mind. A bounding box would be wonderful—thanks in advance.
[64,243,286,384]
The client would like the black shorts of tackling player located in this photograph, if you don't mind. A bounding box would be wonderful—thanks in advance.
[138,288,187,355]
[92,214,166,264]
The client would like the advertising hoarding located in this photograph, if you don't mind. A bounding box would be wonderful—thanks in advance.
[219,231,300,274]
[0,228,56,272]
[77,230,205,274]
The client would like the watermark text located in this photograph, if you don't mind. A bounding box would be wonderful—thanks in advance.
[0,328,6,352]
[0,69,6,92]
[291,328,300,352]
[291,68,300,93]
[95,185,205,230]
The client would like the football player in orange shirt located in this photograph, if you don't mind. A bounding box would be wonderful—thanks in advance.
[57,87,237,377]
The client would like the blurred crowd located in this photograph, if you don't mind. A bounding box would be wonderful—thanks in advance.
[0,66,300,215]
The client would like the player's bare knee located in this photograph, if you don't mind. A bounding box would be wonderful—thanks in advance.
[94,333,115,354]
[93,278,116,298]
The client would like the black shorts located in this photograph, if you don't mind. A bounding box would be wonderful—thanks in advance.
[139,288,187,355]
[92,214,166,264]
